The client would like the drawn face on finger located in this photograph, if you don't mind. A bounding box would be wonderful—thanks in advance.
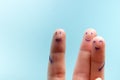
[84,29,97,42]
[51,29,66,53]
[92,36,105,51]
[53,29,66,43]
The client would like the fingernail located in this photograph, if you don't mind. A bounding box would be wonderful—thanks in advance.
[95,77,102,80]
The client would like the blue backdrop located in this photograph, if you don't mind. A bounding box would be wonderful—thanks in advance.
[0,0,120,80]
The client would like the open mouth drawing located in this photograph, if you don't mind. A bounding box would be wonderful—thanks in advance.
[95,47,100,50]
[55,38,62,42]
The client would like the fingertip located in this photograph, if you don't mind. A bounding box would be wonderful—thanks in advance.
[84,28,97,36]
[93,36,105,43]
[83,28,97,40]
[53,29,66,41]
[55,29,65,33]
[80,28,97,51]
[53,29,66,36]
[51,29,66,53]
[92,36,105,50]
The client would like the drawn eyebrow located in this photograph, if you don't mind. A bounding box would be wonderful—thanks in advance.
[49,56,53,64]
[98,62,105,71]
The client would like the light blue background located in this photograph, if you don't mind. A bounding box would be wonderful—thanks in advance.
[0,0,120,80]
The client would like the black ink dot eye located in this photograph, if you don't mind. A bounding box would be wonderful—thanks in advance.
[93,40,96,43]
[59,31,61,34]
[86,32,88,35]
[91,32,93,35]
[99,40,103,43]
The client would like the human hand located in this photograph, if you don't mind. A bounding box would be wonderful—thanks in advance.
[48,28,105,80]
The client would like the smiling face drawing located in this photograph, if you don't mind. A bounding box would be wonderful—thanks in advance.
[51,29,66,53]
[84,29,97,42]
[81,28,97,51]
[54,29,65,43]
[92,36,105,51]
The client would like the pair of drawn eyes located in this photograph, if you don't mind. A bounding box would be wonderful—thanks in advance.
[55,31,62,35]
[85,32,93,35]
[93,40,103,43]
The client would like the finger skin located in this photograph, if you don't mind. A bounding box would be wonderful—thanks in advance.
[48,29,66,80]
[90,36,105,80]
[73,28,97,80]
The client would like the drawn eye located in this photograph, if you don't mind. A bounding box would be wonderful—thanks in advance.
[99,40,103,43]
[86,32,88,35]
[91,32,93,35]
[59,31,61,34]
[93,40,96,43]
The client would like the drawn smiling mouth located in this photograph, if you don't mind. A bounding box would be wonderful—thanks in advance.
[85,39,91,42]
[95,47,100,50]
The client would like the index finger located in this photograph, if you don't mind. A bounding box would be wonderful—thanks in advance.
[48,29,66,80]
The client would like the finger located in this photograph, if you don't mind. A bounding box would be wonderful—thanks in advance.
[48,29,66,80]
[90,36,105,80]
[73,28,97,80]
